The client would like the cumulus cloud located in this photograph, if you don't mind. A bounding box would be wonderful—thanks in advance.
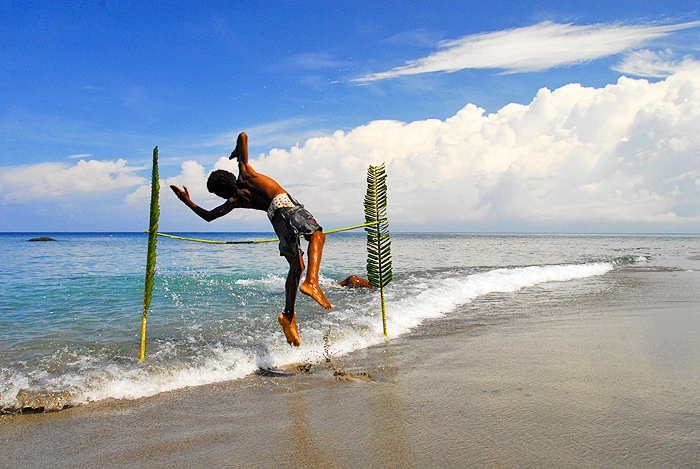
[180,69,699,230]
[124,157,265,224]
[0,159,146,202]
[125,160,207,202]
[13,70,700,231]
[355,20,700,81]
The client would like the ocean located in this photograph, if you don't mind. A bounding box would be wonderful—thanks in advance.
[1,232,699,413]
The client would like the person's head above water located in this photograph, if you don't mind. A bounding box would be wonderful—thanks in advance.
[207,169,238,199]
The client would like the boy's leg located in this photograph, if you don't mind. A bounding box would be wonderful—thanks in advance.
[299,230,333,310]
[278,254,302,346]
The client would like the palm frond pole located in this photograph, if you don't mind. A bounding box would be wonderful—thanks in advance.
[140,146,160,361]
[364,163,392,337]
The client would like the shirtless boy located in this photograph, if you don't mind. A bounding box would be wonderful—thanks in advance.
[338,275,373,288]
[170,132,332,346]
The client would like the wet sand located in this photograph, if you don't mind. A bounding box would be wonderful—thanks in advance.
[2,269,699,468]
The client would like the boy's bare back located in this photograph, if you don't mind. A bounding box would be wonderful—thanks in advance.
[230,132,286,210]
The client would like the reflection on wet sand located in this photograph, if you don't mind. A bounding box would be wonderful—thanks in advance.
[1,270,699,468]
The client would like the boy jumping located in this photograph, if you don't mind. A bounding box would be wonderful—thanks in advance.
[170,132,332,346]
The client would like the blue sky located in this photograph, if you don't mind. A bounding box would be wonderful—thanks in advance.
[2,1,700,232]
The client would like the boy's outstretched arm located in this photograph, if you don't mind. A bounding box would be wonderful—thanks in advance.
[170,185,245,222]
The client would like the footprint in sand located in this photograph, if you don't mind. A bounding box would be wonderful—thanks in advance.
[333,370,374,382]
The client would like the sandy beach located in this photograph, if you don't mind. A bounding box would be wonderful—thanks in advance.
[2,268,698,468]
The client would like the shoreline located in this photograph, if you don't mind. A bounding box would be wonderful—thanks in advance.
[2,269,699,468]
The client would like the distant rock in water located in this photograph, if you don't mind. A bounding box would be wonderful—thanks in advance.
[28,236,56,242]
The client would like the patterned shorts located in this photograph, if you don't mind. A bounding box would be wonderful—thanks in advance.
[269,194,322,258]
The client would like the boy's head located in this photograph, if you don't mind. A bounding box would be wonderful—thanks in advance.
[207,169,238,199]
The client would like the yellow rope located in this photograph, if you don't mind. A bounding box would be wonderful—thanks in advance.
[148,220,382,244]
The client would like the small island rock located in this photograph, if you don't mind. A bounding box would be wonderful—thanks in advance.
[28,236,56,242]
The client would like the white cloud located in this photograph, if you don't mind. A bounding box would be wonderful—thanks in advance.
[197,69,699,230]
[125,157,262,224]
[0,159,146,202]
[8,71,700,231]
[613,49,700,77]
[126,160,213,206]
[355,20,700,81]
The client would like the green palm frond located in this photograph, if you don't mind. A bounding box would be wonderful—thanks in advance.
[365,163,392,288]
[365,163,392,336]
[141,146,159,361]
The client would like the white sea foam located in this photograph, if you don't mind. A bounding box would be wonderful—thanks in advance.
[234,273,285,289]
[384,262,613,337]
[6,232,696,413]
[1,261,614,410]
[72,346,259,404]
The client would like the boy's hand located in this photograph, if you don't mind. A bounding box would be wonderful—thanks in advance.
[170,185,191,203]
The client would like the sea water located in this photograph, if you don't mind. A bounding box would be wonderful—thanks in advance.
[1,232,698,412]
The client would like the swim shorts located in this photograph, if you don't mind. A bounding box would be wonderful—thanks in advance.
[268,193,322,258]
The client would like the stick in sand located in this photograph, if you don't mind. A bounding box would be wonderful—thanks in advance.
[364,163,392,336]
[141,146,159,361]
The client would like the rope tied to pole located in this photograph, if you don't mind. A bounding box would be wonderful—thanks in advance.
[147,220,385,244]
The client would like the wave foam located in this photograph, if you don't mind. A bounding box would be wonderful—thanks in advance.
[385,262,613,336]
[1,261,613,412]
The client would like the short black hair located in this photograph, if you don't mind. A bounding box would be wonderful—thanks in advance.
[207,169,238,199]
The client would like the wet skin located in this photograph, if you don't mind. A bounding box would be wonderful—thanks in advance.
[338,275,373,288]
[170,132,332,347]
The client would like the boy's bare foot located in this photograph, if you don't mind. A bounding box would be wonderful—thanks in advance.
[229,132,247,161]
[278,313,301,346]
[229,142,240,160]
[300,282,333,310]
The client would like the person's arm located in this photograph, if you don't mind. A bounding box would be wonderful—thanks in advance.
[170,185,248,222]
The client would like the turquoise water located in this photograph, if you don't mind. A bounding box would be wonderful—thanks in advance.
[1,232,699,412]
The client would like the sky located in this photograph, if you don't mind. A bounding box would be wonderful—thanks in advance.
[2,1,700,233]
